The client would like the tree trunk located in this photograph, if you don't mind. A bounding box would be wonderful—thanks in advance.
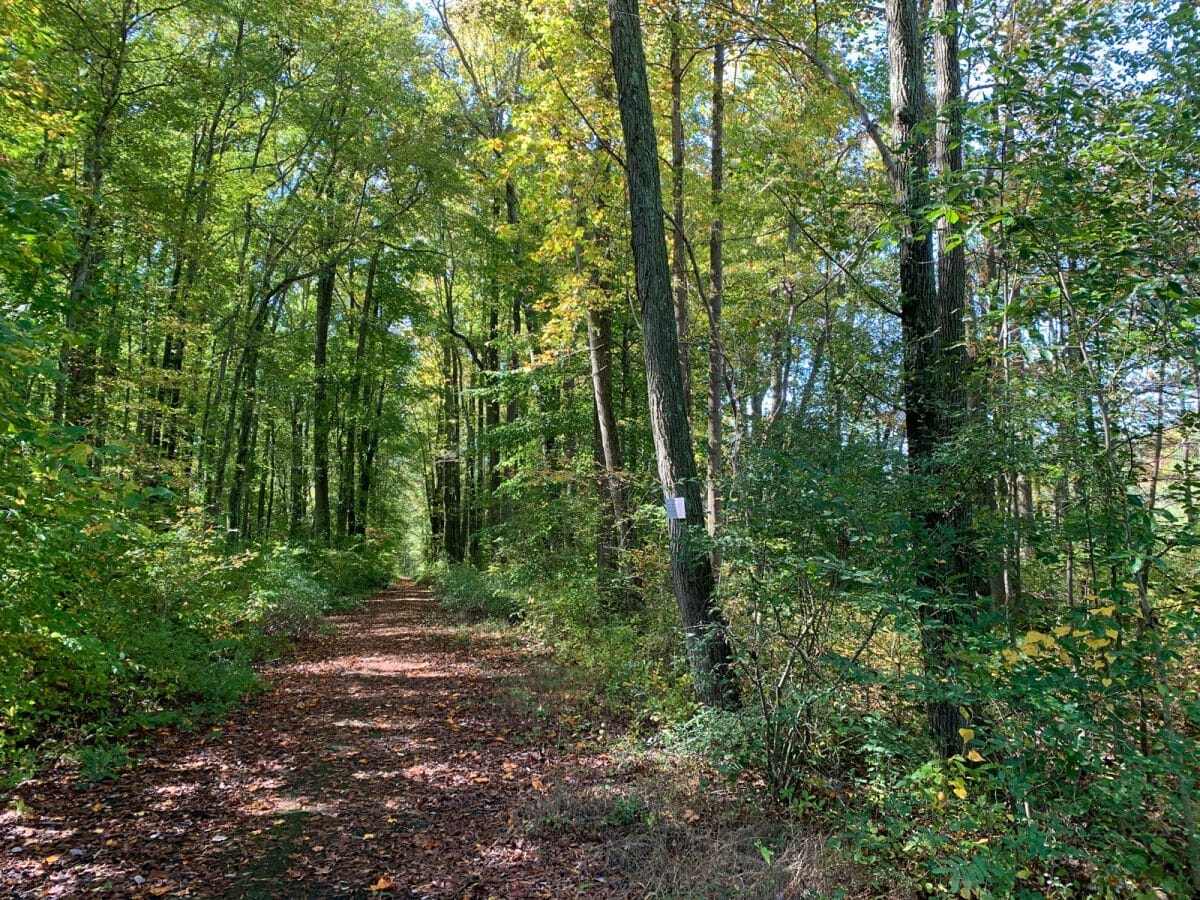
[58,7,131,433]
[587,306,634,605]
[592,399,619,582]
[707,41,725,544]
[669,19,692,416]
[887,0,974,756]
[289,395,307,536]
[357,379,384,538]
[607,0,737,708]
[312,259,335,543]
[343,250,378,539]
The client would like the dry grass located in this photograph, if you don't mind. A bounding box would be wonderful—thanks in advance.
[517,749,872,898]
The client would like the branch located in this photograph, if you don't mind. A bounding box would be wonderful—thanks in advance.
[715,2,897,178]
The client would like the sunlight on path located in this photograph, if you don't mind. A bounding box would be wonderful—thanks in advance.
[0,585,626,898]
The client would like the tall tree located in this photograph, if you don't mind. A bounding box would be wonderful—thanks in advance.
[886,0,973,755]
[606,0,737,707]
[706,39,725,542]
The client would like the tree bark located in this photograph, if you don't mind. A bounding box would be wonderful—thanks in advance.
[707,41,725,543]
[312,259,336,543]
[887,0,974,756]
[607,0,737,708]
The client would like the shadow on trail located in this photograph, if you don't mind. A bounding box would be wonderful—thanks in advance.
[0,585,632,898]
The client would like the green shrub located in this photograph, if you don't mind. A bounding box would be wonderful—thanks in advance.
[0,515,395,783]
[434,564,520,621]
[247,547,335,641]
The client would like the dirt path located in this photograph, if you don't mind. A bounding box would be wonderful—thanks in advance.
[0,584,635,898]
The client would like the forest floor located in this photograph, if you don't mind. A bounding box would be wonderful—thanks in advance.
[1,583,841,899]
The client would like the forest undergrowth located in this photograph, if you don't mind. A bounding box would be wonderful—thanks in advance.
[1,522,393,787]
[431,547,1200,898]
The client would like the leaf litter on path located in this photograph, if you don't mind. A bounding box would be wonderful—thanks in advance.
[0,583,641,898]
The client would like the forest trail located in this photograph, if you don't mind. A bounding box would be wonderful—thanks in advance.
[1,584,638,898]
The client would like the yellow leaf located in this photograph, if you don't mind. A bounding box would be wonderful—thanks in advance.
[1105,628,1119,640]
[1052,625,1071,637]
[363,833,376,840]
[952,781,968,800]
[1001,648,1020,665]
[369,876,397,892]
[959,728,975,742]
[1101,678,1113,687]
[967,750,985,763]
[1095,605,1116,617]
[1085,637,1109,650]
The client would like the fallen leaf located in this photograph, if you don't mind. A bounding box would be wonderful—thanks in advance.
[369,875,397,892]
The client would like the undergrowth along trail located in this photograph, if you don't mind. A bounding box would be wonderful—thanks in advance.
[1,583,830,898]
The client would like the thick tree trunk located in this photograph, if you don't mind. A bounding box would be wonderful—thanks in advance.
[312,259,336,543]
[607,0,737,708]
[887,0,974,756]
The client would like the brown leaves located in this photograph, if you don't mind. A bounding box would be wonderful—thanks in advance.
[0,585,633,898]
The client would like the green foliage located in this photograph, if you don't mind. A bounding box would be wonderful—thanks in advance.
[434,564,521,621]
[77,743,132,784]
[0,520,393,782]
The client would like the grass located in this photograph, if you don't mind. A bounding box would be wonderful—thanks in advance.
[518,750,859,898]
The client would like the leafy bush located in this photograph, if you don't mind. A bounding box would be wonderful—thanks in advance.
[246,547,335,641]
[434,564,520,621]
[0,503,394,783]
